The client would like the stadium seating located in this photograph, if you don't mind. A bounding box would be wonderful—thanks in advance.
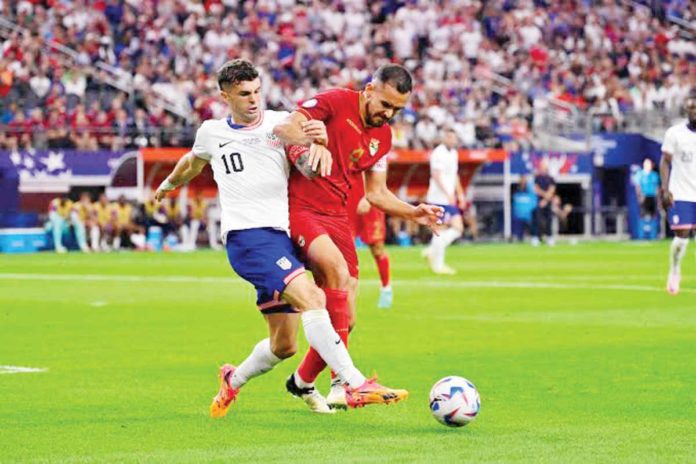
[0,0,693,152]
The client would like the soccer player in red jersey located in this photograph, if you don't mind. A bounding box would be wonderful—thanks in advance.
[347,166,393,309]
[273,64,442,409]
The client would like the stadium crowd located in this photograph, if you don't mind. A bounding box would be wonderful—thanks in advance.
[1,0,694,152]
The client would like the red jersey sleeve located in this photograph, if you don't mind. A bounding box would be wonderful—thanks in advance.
[296,88,346,122]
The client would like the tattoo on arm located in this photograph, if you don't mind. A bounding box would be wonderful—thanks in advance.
[294,151,317,179]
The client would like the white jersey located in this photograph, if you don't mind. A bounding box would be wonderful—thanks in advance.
[192,110,291,238]
[662,122,696,202]
[426,144,459,205]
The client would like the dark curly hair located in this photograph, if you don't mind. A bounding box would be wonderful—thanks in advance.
[217,59,259,90]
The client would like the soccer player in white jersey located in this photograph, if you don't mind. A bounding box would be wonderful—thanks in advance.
[660,95,696,295]
[154,59,408,417]
[423,127,465,275]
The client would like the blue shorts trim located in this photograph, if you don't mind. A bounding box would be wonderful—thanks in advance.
[225,228,305,313]
[668,201,696,230]
[434,204,462,223]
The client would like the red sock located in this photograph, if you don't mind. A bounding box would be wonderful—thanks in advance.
[376,253,390,287]
[297,288,349,384]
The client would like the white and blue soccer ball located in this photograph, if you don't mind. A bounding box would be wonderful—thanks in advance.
[429,376,480,427]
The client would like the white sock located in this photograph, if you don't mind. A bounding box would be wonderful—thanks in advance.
[430,235,445,269]
[113,236,121,250]
[190,220,200,248]
[229,338,282,390]
[301,309,366,389]
[90,226,100,251]
[442,227,462,247]
[670,237,689,274]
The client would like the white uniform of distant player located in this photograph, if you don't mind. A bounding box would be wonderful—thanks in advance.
[426,143,459,205]
[191,110,290,239]
[662,122,696,207]
[662,120,696,294]
[425,142,463,274]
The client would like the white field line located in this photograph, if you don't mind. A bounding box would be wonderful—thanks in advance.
[0,365,48,374]
[0,272,692,294]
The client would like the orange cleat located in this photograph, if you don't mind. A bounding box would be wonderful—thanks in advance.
[345,377,408,408]
[210,364,240,418]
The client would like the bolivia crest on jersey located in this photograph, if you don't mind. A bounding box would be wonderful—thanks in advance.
[369,138,379,156]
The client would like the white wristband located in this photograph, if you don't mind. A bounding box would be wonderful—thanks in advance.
[159,179,177,192]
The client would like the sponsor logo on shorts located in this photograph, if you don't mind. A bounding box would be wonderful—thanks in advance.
[276,257,292,270]
[298,235,305,247]
[673,214,680,224]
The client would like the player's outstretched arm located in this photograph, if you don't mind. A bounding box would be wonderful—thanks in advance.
[659,150,673,209]
[365,170,443,231]
[154,152,208,201]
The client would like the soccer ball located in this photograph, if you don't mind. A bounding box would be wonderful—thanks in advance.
[429,376,480,427]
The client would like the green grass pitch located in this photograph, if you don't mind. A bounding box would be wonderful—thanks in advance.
[1,242,695,463]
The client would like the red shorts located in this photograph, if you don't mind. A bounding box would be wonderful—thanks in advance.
[355,207,386,245]
[289,208,359,278]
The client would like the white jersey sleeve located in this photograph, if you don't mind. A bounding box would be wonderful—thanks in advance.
[661,126,677,155]
[192,124,213,161]
[664,122,696,202]
[372,154,389,173]
[192,111,292,238]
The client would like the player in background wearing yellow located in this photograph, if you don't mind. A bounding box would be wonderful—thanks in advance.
[112,195,146,250]
[162,196,189,247]
[660,95,696,295]
[47,196,73,253]
[187,191,208,250]
[71,191,95,252]
[93,193,114,251]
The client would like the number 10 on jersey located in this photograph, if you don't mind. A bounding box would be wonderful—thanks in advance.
[222,152,244,173]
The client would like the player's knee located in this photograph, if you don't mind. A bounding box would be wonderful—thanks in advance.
[304,284,326,309]
[326,264,350,289]
[271,340,297,359]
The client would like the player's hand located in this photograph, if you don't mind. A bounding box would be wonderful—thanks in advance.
[154,179,176,202]
[302,120,328,146]
[154,187,167,202]
[661,190,674,210]
[412,203,444,235]
[308,143,333,177]
[357,197,371,215]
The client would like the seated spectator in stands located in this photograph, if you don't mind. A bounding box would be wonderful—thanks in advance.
[533,159,557,246]
[512,175,538,242]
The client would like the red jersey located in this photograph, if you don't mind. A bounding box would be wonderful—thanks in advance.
[288,88,392,215]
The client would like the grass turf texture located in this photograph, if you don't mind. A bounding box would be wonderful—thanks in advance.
[1,242,695,463]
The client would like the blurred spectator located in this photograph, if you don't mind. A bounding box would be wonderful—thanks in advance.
[0,0,692,150]
[533,159,557,246]
[512,175,538,242]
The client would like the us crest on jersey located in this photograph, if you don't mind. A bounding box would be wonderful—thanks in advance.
[276,257,292,270]
[369,138,379,156]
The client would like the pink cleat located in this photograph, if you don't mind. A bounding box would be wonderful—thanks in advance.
[667,271,681,295]
[345,377,408,408]
[210,364,240,418]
